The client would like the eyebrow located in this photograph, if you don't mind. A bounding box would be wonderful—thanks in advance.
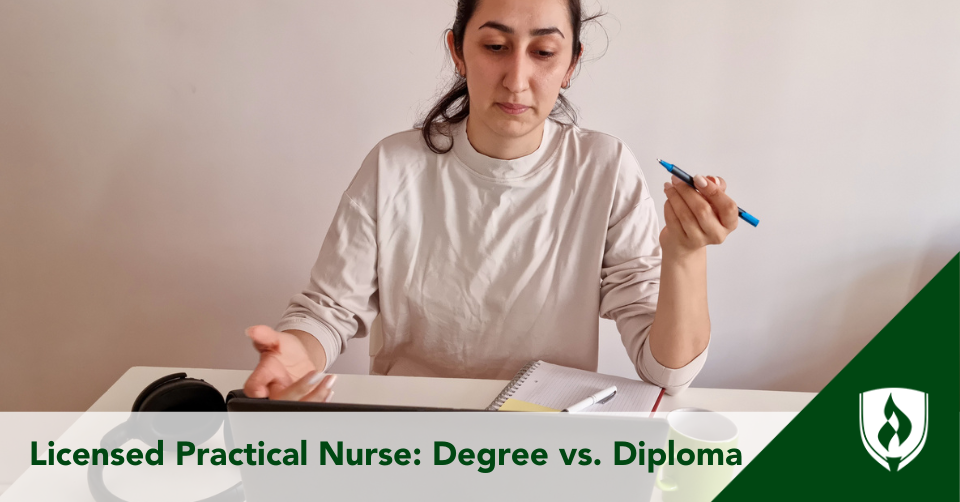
[478,21,565,39]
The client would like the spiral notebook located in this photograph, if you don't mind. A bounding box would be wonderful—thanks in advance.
[487,360,665,413]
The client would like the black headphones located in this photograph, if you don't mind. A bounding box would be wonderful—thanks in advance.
[87,373,245,502]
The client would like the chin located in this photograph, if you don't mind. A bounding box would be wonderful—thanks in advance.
[488,114,535,138]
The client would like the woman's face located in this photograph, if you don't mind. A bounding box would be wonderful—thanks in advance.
[452,0,579,142]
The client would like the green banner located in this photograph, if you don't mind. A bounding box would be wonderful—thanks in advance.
[715,254,959,500]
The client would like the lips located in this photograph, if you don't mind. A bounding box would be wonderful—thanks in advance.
[497,103,529,115]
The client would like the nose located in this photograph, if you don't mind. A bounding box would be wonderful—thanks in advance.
[501,49,530,94]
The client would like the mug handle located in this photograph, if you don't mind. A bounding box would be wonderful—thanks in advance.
[655,466,678,492]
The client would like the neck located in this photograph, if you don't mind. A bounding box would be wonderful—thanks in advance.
[465,116,545,160]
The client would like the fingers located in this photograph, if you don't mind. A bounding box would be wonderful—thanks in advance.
[700,175,727,192]
[662,196,684,237]
[691,175,739,231]
[302,376,337,403]
[663,182,693,239]
[674,175,728,239]
[667,176,728,246]
[708,175,727,192]
[275,371,337,402]
[246,325,280,353]
[243,354,294,398]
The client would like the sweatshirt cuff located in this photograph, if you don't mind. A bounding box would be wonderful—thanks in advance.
[274,317,341,372]
[639,341,708,396]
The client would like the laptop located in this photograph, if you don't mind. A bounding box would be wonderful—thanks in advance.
[225,390,668,501]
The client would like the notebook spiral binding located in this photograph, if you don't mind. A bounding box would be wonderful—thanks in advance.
[485,360,542,410]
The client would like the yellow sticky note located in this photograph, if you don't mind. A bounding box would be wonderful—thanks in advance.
[497,398,560,412]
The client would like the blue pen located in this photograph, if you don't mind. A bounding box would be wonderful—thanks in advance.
[658,159,760,227]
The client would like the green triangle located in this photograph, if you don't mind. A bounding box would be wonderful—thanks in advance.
[714,254,959,500]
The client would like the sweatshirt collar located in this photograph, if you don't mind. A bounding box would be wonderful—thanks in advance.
[451,117,560,181]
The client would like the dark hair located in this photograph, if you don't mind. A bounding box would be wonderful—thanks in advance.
[416,0,606,154]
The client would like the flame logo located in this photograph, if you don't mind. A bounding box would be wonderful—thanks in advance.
[877,393,912,453]
[860,388,927,472]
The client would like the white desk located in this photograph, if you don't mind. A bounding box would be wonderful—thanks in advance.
[89,366,815,412]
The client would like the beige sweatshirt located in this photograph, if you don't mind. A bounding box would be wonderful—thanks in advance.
[275,117,707,395]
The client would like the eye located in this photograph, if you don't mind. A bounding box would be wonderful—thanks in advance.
[535,50,555,59]
[485,45,505,52]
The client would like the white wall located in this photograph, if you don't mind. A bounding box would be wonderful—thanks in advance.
[1,0,957,410]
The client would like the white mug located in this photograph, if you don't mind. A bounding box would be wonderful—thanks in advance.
[656,408,739,502]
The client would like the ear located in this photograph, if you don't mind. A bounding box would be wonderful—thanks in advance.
[446,31,464,73]
[564,43,584,82]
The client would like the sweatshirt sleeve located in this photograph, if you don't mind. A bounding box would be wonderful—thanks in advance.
[275,151,380,372]
[598,144,707,395]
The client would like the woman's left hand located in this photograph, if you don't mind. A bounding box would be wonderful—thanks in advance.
[660,174,739,256]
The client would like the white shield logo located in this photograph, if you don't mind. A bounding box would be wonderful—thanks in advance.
[859,388,928,472]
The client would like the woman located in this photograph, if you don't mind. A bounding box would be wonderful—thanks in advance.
[243,0,740,403]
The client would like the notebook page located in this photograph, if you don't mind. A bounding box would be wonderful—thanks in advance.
[508,362,662,412]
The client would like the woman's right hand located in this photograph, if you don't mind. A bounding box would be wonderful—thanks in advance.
[243,325,336,402]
